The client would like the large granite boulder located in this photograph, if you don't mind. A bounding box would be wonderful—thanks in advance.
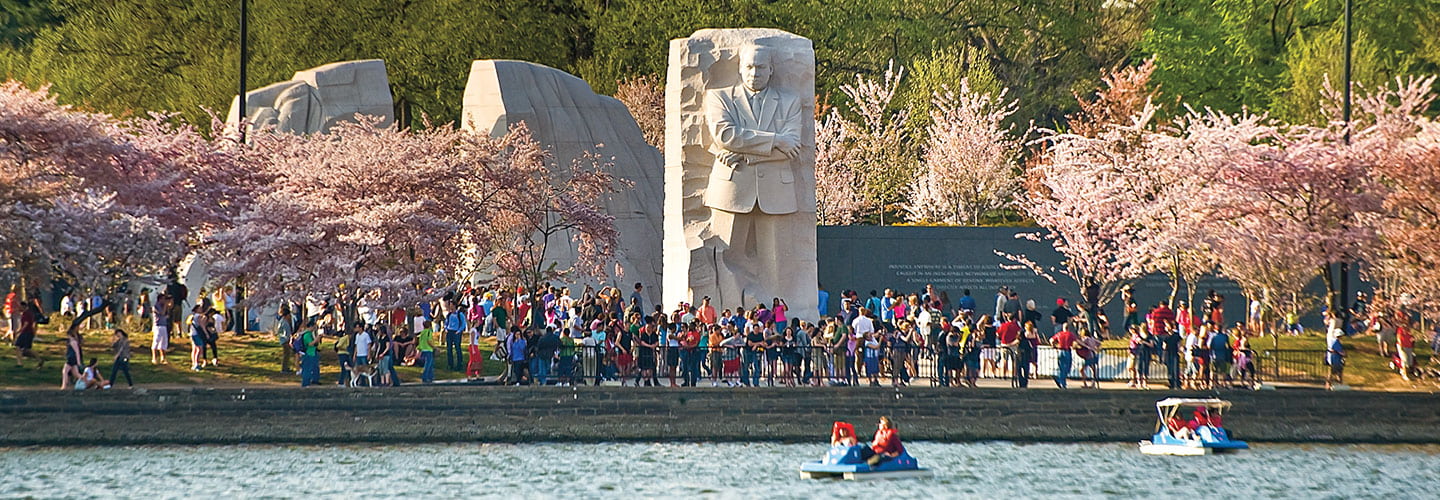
[462,60,663,303]
[227,59,393,135]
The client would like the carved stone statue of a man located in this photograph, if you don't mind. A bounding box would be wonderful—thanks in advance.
[702,45,806,295]
[663,28,818,319]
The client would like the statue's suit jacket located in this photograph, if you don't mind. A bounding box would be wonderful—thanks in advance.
[703,85,803,215]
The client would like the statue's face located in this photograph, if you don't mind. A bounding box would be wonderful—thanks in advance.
[740,47,773,92]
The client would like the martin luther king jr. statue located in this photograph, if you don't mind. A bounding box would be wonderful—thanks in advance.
[663,29,818,318]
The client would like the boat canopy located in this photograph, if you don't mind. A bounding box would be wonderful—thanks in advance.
[1155,398,1231,409]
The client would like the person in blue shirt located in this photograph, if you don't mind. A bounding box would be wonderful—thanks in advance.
[1209,328,1232,388]
[479,292,494,318]
[444,306,468,371]
[866,291,885,325]
[958,289,977,314]
[509,330,529,385]
[1325,336,1345,389]
[818,285,830,317]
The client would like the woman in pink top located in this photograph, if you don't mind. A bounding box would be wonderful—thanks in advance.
[772,298,788,325]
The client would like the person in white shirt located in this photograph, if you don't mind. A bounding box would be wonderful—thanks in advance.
[355,328,373,366]
[917,307,933,338]
[1183,329,1201,388]
[851,308,876,338]
[994,287,1009,326]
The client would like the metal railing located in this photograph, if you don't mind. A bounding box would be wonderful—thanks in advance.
[1256,349,1328,382]
[482,344,1327,386]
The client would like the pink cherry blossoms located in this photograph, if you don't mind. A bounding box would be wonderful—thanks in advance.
[904,80,1022,225]
[1,81,240,299]
[204,117,618,316]
[1011,62,1437,323]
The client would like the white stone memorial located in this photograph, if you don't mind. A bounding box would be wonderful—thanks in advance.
[663,29,819,318]
[461,60,664,302]
[227,59,394,135]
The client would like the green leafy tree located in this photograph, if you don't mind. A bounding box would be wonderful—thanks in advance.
[6,0,583,126]
[0,0,63,48]
[1141,0,1440,118]
[897,47,1001,134]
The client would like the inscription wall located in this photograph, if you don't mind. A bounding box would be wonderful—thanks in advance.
[816,226,1276,330]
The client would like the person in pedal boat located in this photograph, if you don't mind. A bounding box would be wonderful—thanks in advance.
[858,416,904,465]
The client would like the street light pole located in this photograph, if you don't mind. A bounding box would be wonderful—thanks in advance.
[235,0,249,336]
[1338,0,1353,322]
[238,0,248,145]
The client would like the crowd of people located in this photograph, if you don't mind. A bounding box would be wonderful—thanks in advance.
[266,282,1304,391]
[6,279,1438,391]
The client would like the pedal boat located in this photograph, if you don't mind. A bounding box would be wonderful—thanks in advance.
[799,444,933,480]
[1139,398,1249,456]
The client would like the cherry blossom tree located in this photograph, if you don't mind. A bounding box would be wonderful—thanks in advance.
[1005,64,1163,333]
[1009,111,1155,329]
[1,81,239,301]
[614,75,664,153]
[838,62,916,225]
[2,82,127,296]
[21,191,180,298]
[1201,108,1385,323]
[1357,76,1440,313]
[487,128,621,323]
[814,107,863,225]
[904,79,1022,225]
[211,117,505,320]
[1069,59,1157,138]
[210,118,619,329]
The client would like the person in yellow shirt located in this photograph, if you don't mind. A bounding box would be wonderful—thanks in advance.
[418,321,436,383]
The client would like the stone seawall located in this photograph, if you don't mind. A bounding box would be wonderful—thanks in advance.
[1,387,1436,446]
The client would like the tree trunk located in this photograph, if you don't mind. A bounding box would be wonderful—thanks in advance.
[1168,254,1180,305]
[1083,281,1103,338]
[1321,264,1338,315]
[233,278,246,336]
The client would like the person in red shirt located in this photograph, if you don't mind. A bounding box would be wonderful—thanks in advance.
[1397,324,1415,381]
[1166,414,1194,440]
[1187,407,1222,431]
[831,421,858,447]
[1049,327,1077,389]
[997,316,1021,378]
[1148,301,1176,337]
[858,416,905,465]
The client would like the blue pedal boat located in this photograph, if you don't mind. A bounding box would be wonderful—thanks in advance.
[799,444,933,480]
[1139,398,1250,456]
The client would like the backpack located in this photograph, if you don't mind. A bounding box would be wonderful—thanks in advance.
[290,332,308,354]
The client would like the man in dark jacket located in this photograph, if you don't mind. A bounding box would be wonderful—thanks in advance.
[533,327,561,385]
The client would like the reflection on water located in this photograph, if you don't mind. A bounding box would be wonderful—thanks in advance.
[2,442,1437,498]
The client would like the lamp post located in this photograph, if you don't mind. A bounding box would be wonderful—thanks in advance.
[234,0,249,336]
[1337,0,1353,324]
[238,0,248,144]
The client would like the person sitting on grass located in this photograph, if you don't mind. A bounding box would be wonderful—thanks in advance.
[80,358,109,390]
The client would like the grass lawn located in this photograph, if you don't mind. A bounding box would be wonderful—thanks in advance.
[5,315,1433,390]
[1101,331,1436,390]
[1,314,502,389]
